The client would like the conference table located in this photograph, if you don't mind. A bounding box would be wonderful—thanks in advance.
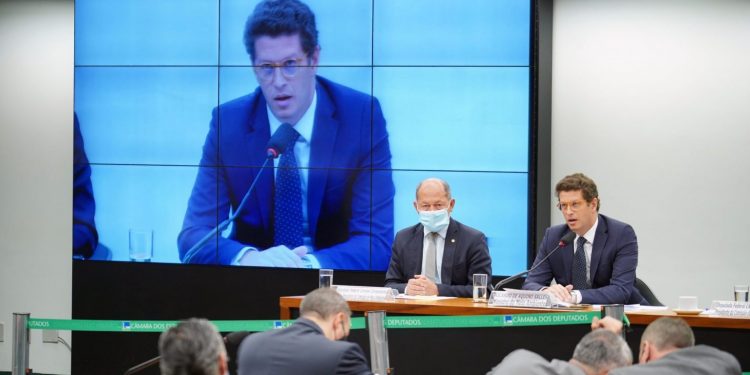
[280,296,750,374]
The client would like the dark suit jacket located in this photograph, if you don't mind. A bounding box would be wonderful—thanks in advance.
[237,318,372,375]
[523,214,647,304]
[609,345,741,375]
[385,219,491,297]
[178,76,394,269]
[73,114,98,259]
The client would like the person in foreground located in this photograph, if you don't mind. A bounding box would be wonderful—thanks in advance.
[385,178,492,297]
[237,288,372,375]
[159,318,228,375]
[523,173,647,304]
[487,328,632,375]
[593,316,741,375]
[178,0,394,270]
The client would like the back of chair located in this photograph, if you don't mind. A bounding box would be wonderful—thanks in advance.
[635,277,663,306]
[224,331,252,375]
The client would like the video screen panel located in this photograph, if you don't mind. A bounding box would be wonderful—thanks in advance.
[74,0,532,275]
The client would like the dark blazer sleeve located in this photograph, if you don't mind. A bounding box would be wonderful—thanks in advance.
[437,225,491,297]
[336,343,374,375]
[384,227,413,293]
[73,114,98,258]
[580,223,638,304]
[312,96,394,271]
[522,227,559,291]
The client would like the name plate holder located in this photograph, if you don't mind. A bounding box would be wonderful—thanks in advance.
[488,289,554,308]
[710,300,750,317]
[333,285,397,302]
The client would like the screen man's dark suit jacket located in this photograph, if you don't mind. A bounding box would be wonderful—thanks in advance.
[178,76,394,269]
[523,214,647,304]
[237,318,372,375]
[385,218,492,297]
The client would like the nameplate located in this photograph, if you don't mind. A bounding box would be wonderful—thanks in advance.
[710,300,750,317]
[333,285,396,302]
[488,290,554,308]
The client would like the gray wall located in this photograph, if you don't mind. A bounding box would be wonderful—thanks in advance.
[0,0,73,373]
[1,0,749,373]
[550,0,750,307]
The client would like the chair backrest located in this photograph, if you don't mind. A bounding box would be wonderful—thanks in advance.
[635,277,663,306]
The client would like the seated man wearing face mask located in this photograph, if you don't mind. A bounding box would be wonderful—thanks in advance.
[385,178,492,297]
[237,288,372,375]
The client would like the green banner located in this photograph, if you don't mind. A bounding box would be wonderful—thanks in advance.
[384,311,600,329]
[27,312,597,333]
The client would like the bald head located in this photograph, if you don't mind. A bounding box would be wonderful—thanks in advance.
[642,317,694,351]
[415,178,451,200]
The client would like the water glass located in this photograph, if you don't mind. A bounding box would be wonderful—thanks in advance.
[129,229,153,262]
[319,269,333,288]
[734,285,749,302]
[473,273,488,302]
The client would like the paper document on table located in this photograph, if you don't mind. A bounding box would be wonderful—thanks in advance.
[396,294,456,301]
[622,304,669,312]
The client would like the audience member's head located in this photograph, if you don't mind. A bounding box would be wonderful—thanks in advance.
[570,329,633,375]
[159,318,228,375]
[638,317,695,364]
[300,287,352,341]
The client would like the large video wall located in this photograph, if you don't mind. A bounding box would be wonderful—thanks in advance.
[73,0,532,274]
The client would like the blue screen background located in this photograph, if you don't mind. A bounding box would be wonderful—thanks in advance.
[74,0,532,275]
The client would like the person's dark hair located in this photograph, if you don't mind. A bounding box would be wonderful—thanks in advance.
[300,288,351,320]
[159,318,226,375]
[243,0,319,61]
[572,329,632,373]
[642,317,695,350]
[555,172,600,211]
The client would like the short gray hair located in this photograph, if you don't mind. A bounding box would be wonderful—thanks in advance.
[572,329,632,372]
[159,318,226,375]
[415,178,452,200]
[300,288,351,319]
[642,317,695,350]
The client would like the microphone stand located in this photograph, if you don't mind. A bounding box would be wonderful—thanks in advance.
[182,155,273,263]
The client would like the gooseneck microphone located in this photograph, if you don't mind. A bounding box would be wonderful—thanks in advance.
[492,231,576,291]
[182,123,297,263]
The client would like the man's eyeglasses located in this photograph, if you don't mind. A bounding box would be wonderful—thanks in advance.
[556,200,587,212]
[254,57,309,81]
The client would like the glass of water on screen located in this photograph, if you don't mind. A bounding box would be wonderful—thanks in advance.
[473,273,488,302]
[129,229,153,262]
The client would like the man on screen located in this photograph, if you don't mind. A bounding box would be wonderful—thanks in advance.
[523,173,647,304]
[178,0,394,269]
[385,178,491,297]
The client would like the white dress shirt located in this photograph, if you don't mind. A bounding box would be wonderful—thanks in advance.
[571,217,598,303]
[421,225,449,283]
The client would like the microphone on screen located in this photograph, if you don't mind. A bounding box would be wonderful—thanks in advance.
[491,231,576,291]
[182,123,298,263]
[266,123,298,159]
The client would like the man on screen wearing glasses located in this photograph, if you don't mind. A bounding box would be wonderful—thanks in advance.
[179,0,394,270]
[523,173,648,305]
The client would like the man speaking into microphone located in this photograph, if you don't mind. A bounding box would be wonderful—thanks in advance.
[523,173,647,305]
[178,0,394,270]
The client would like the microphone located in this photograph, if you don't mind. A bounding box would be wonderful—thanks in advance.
[266,123,298,158]
[182,123,298,263]
[491,231,576,291]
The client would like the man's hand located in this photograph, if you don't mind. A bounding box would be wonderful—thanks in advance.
[238,245,307,267]
[406,275,439,296]
[545,284,574,303]
[591,316,623,334]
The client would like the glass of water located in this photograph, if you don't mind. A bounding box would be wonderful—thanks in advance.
[319,269,333,288]
[734,284,749,302]
[129,229,153,262]
[473,273,488,302]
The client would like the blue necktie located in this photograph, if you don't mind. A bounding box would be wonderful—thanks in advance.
[273,129,303,248]
[572,236,589,290]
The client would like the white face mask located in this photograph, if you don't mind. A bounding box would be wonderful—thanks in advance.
[418,209,450,233]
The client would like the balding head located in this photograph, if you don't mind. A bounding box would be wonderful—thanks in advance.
[571,329,632,374]
[414,178,455,214]
[638,317,694,364]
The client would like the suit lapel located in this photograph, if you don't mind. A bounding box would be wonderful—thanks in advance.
[441,219,458,284]
[410,225,425,277]
[307,83,338,243]
[561,234,574,284]
[244,93,273,233]
[589,215,607,285]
